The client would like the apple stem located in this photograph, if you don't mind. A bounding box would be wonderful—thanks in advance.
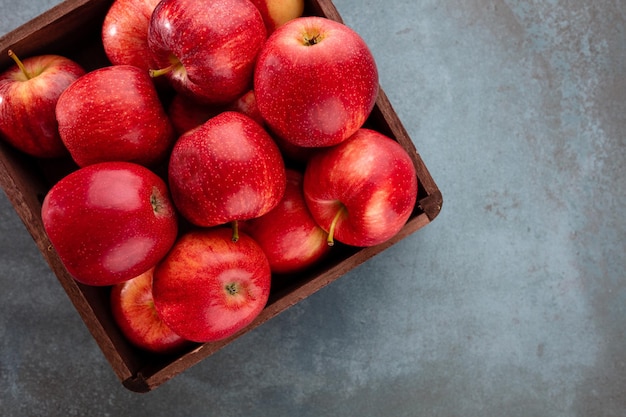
[8,50,32,80]
[149,64,177,78]
[231,220,240,243]
[327,204,347,247]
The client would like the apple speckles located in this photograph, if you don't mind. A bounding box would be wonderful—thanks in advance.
[224,185,262,217]
[307,95,349,136]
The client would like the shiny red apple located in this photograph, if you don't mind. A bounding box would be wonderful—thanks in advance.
[148,0,267,104]
[303,129,418,247]
[152,227,272,343]
[56,65,175,167]
[41,161,178,286]
[168,111,286,231]
[0,51,84,158]
[110,267,190,354]
[227,90,265,126]
[254,16,379,148]
[101,0,161,72]
[243,169,330,274]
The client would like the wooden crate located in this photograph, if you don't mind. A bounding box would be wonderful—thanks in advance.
[0,0,442,392]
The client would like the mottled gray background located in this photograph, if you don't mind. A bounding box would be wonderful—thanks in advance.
[1,0,625,416]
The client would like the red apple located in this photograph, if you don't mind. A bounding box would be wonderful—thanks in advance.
[167,93,223,136]
[249,0,304,33]
[243,169,330,274]
[228,89,315,163]
[102,0,161,72]
[303,129,418,247]
[41,161,178,286]
[152,227,271,343]
[148,0,267,104]
[168,111,286,231]
[110,267,190,354]
[254,16,379,148]
[56,65,175,167]
[227,90,264,126]
[0,51,84,158]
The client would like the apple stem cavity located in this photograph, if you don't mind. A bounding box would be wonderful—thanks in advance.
[303,31,324,46]
[150,187,169,217]
[327,204,347,247]
[231,220,240,243]
[150,192,161,212]
[8,50,32,80]
[225,282,239,296]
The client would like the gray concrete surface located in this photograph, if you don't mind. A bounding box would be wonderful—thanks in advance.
[1,0,625,416]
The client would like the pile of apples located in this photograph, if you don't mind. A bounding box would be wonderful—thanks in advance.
[0,0,418,354]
